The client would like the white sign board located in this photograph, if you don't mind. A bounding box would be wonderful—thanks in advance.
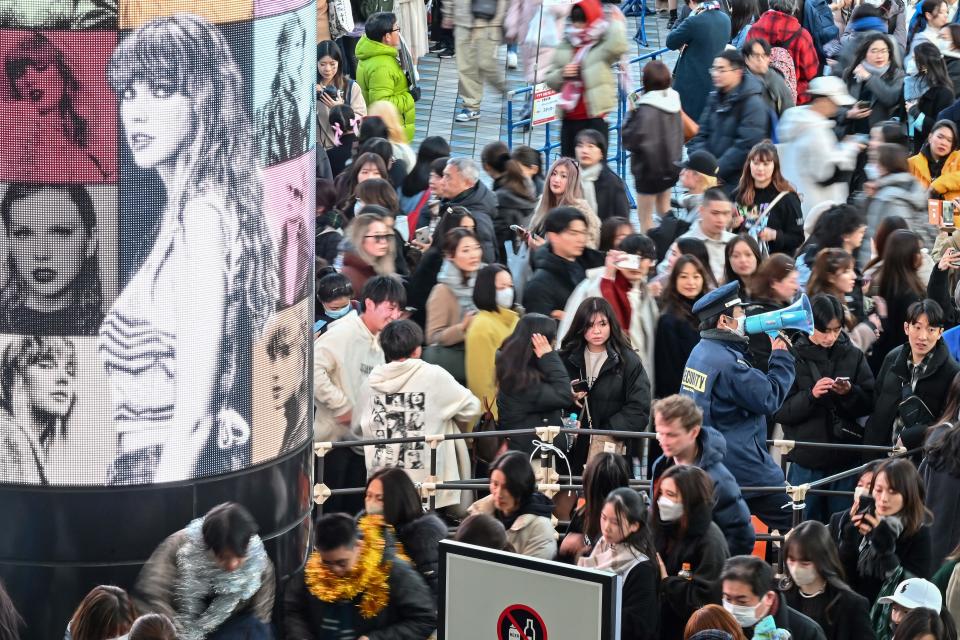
[439,540,620,640]
[531,84,560,127]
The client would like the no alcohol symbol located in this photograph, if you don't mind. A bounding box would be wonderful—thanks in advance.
[497,604,547,640]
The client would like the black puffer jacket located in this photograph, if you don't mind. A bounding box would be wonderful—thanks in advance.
[522,245,605,316]
[559,344,651,473]
[497,350,574,454]
[653,505,729,640]
[283,555,437,640]
[396,513,448,601]
[784,582,873,640]
[774,332,875,470]
[492,178,536,265]
[687,71,769,188]
[837,510,933,603]
[864,340,960,455]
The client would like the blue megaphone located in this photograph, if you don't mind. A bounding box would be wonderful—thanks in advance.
[744,294,815,338]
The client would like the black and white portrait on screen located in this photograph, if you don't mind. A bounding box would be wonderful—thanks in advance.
[252,298,310,464]
[0,183,117,337]
[255,7,316,166]
[0,335,76,485]
[100,12,278,485]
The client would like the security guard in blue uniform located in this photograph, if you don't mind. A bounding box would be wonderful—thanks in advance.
[680,281,796,531]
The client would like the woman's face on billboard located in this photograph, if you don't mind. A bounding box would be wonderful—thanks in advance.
[120,80,193,170]
[21,343,77,418]
[15,61,64,115]
[7,189,91,312]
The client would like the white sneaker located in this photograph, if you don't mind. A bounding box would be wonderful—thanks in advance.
[455,108,480,122]
[506,50,518,69]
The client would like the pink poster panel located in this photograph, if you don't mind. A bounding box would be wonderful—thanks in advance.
[262,150,315,309]
[0,30,118,184]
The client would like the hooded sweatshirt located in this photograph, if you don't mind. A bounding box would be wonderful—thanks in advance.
[776,105,860,219]
[357,358,481,508]
[313,312,384,443]
[623,88,683,193]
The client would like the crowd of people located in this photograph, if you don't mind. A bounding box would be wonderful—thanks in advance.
[15,0,960,636]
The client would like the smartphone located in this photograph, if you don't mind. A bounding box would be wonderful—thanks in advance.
[323,85,339,99]
[856,495,875,515]
[854,101,871,111]
[509,224,529,238]
[415,227,432,244]
[572,379,590,393]
[835,376,850,383]
[616,254,642,270]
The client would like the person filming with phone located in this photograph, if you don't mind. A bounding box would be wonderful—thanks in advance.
[865,299,959,455]
[837,458,933,606]
[775,294,876,524]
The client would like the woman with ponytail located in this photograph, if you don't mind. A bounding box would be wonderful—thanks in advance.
[906,0,950,70]
[326,104,362,179]
[482,141,537,265]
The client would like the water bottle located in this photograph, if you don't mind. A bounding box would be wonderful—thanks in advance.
[678,562,693,580]
[562,412,578,430]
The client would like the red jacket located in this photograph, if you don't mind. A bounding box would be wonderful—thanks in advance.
[746,11,819,103]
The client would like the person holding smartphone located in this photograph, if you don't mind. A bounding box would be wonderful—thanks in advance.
[837,458,933,607]
[774,294,875,523]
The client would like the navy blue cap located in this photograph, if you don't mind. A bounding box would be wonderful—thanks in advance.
[691,280,742,320]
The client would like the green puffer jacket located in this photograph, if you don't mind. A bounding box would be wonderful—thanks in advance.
[544,17,628,118]
[355,35,415,141]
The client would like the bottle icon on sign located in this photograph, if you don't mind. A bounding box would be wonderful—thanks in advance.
[509,626,521,640]
[524,619,537,640]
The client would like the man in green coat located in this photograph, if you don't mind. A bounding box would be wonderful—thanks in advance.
[355,12,416,141]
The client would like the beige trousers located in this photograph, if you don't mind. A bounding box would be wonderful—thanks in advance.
[454,25,505,110]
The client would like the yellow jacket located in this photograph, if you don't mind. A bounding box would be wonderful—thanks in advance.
[908,151,960,200]
[464,308,519,420]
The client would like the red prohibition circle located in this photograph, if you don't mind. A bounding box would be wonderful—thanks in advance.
[497,603,548,640]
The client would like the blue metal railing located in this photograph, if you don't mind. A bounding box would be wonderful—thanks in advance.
[504,47,671,207]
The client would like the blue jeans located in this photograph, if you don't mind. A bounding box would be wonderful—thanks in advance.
[787,463,857,525]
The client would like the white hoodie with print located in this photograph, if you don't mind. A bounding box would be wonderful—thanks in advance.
[356,358,481,509]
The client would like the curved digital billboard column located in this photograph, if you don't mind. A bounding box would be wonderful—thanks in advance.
[0,0,316,634]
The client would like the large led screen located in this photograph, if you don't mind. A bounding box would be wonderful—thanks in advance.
[0,0,315,486]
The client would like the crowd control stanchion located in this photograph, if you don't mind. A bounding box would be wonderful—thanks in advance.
[425,433,446,511]
[314,441,334,513]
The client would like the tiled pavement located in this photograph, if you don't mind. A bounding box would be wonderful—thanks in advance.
[411,10,681,165]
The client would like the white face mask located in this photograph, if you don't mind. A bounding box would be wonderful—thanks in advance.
[788,563,821,588]
[723,599,763,628]
[864,162,880,181]
[495,287,514,309]
[657,496,684,522]
[733,315,746,337]
[365,502,383,515]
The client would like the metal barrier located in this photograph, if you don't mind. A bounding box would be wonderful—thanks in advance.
[313,426,906,525]
[504,47,671,190]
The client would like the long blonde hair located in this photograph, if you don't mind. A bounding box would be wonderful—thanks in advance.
[346,213,395,275]
[531,158,599,246]
[367,101,408,145]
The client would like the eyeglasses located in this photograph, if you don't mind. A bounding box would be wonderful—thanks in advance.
[710,66,734,74]
[364,234,393,243]
[390,27,401,33]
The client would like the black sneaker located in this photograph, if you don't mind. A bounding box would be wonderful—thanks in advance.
[437,47,455,58]
[429,41,445,52]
